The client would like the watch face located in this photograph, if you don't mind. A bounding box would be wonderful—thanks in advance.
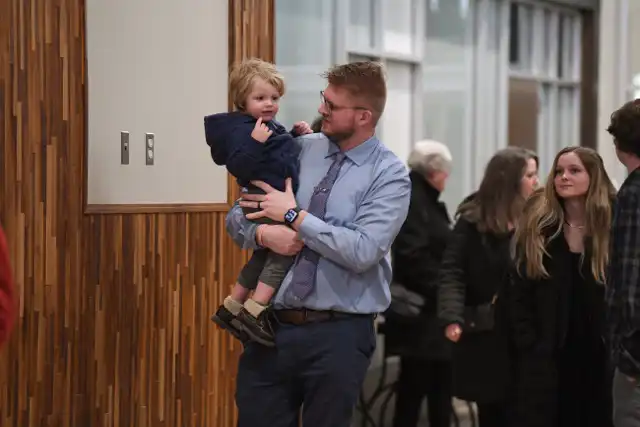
[284,209,298,223]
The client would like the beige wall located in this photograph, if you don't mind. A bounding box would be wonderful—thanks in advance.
[85,0,229,205]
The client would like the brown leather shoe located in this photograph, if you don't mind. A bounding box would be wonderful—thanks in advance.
[236,308,275,347]
[211,305,250,343]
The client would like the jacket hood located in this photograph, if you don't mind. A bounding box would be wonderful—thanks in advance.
[204,112,255,164]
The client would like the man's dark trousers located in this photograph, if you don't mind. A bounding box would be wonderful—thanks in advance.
[235,314,376,427]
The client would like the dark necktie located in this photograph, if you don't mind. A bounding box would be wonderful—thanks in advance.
[288,152,347,300]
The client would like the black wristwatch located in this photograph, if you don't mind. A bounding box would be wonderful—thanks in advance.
[284,207,302,227]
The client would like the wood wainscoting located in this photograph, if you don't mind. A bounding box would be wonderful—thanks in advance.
[0,0,272,426]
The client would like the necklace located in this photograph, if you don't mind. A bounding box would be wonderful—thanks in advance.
[564,220,585,229]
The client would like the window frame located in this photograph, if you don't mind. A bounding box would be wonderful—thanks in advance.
[508,0,583,178]
[279,0,513,208]
[339,0,425,156]
[341,0,495,207]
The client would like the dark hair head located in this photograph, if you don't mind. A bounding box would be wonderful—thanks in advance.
[457,147,538,234]
[607,99,640,157]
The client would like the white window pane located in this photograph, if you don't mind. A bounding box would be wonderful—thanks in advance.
[423,0,473,209]
[349,0,375,50]
[275,0,335,128]
[474,0,507,183]
[530,8,544,75]
[548,11,560,78]
[537,84,552,180]
[426,0,469,64]
[517,4,534,72]
[542,9,554,76]
[381,61,413,168]
[572,88,581,144]
[557,87,568,145]
[558,15,575,80]
[423,88,469,208]
[383,0,415,55]
[276,0,334,66]
[538,83,559,178]
[509,4,534,72]
[557,86,578,147]
[571,17,582,81]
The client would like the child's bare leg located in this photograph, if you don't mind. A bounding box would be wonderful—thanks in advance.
[222,283,251,316]
[231,283,251,302]
[252,282,275,305]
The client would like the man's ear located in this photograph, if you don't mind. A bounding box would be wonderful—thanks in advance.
[358,109,373,126]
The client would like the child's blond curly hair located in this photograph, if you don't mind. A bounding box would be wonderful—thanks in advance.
[229,58,286,111]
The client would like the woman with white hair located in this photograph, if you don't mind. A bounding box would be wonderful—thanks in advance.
[385,139,454,427]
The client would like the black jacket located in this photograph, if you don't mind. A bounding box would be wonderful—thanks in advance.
[204,112,300,192]
[437,213,513,403]
[509,233,612,427]
[385,172,452,360]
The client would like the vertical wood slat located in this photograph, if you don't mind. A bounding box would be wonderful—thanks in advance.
[0,0,273,426]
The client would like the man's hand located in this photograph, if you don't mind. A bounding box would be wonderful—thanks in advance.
[292,121,313,135]
[241,178,297,222]
[251,117,273,143]
[258,224,304,256]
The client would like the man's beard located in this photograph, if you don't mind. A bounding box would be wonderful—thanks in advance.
[323,127,355,143]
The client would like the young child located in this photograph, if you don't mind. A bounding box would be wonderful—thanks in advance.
[204,58,312,347]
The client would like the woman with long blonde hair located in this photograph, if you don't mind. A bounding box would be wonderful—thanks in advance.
[509,146,616,427]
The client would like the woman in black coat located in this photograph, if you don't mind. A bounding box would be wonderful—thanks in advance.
[509,147,615,427]
[437,147,538,427]
[386,140,454,427]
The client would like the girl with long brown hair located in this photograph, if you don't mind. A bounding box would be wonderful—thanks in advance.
[438,146,538,427]
[510,146,616,427]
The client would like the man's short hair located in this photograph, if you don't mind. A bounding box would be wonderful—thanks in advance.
[229,58,285,111]
[322,61,387,124]
[407,140,453,175]
[607,99,640,158]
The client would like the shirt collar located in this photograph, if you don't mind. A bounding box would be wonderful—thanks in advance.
[325,135,379,166]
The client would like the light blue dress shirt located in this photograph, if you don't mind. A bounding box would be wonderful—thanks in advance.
[225,133,411,314]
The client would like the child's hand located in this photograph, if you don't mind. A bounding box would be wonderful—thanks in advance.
[292,121,313,135]
[251,117,273,143]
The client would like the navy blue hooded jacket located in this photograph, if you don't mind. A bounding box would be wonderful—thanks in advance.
[204,112,300,193]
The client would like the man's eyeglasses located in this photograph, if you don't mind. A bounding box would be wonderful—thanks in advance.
[320,91,368,114]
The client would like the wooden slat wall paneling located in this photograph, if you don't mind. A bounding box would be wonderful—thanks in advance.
[84,203,231,215]
[0,0,274,426]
